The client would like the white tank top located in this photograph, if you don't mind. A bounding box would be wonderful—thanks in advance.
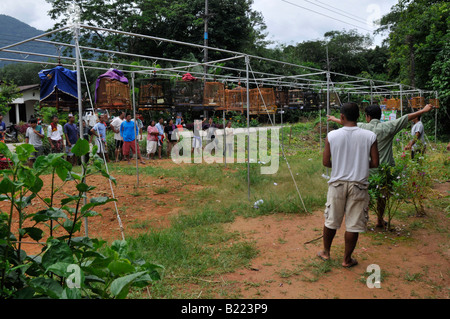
[327,126,377,184]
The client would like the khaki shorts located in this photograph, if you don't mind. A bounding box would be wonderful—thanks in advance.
[324,181,370,233]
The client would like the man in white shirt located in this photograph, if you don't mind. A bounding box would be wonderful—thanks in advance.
[318,102,379,268]
[26,118,44,165]
[110,111,125,162]
[405,116,426,159]
[47,115,64,153]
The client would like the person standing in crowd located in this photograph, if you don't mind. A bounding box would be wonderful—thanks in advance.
[327,103,434,228]
[155,117,165,159]
[0,114,6,143]
[318,102,379,268]
[405,115,426,159]
[47,115,64,153]
[120,113,145,165]
[134,113,144,141]
[165,118,177,158]
[203,117,217,146]
[91,113,109,162]
[110,111,125,162]
[147,120,159,160]
[192,119,203,155]
[224,120,234,158]
[25,118,44,166]
[64,114,79,166]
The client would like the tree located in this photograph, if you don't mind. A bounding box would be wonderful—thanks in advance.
[0,81,22,115]
[46,0,267,67]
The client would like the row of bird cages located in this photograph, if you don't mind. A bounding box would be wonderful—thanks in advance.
[408,96,439,109]
[95,77,344,113]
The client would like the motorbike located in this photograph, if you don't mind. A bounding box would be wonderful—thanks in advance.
[3,124,25,143]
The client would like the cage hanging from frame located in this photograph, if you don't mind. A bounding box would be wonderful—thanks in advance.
[223,85,247,112]
[173,78,204,108]
[386,98,401,110]
[95,78,132,109]
[138,78,173,109]
[203,82,225,109]
[249,87,277,115]
[288,89,304,108]
[275,87,289,109]
[428,98,439,109]
[410,96,425,109]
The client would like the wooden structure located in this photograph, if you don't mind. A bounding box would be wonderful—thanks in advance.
[429,98,440,109]
[249,88,277,114]
[138,78,172,110]
[288,89,304,108]
[275,87,289,108]
[222,86,247,112]
[410,96,425,109]
[203,82,226,109]
[95,78,131,109]
[173,80,204,108]
[386,98,401,110]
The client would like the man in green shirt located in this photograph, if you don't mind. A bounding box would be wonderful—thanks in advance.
[327,103,434,228]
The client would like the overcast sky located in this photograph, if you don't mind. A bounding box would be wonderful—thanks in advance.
[0,0,397,46]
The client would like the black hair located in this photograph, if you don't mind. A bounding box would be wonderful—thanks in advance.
[341,102,360,122]
[125,113,131,117]
[30,118,38,124]
[51,114,58,120]
[364,104,382,120]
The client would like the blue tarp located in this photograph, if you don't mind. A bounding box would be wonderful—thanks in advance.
[39,66,78,103]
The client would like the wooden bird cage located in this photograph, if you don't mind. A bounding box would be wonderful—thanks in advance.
[275,87,289,108]
[224,86,247,112]
[249,88,277,114]
[138,78,172,109]
[203,82,225,108]
[95,78,131,109]
[386,98,400,110]
[318,92,340,108]
[173,80,204,108]
[429,98,440,109]
[304,91,320,108]
[39,87,78,111]
[410,96,425,109]
[288,89,304,107]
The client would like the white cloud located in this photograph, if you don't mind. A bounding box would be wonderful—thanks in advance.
[0,0,55,31]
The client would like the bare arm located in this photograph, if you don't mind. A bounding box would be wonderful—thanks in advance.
[322,137,332,168]
[369,140,379,168]
[405,131,421,150]
[327,115,343,125]
[407,104,433,121]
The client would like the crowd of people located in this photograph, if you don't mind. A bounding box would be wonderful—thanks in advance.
[3,110,235,167]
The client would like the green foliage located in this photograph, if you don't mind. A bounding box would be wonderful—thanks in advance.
[0,81,22,115]
[0,139,163,299]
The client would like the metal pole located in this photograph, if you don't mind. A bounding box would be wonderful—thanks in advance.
[246,55,250,201]
[74,18,88,237]
[132,72,139,188]
[223,110,226,168]
[435,91,438,142]
[204,0,209,77]
[400,84,403,117]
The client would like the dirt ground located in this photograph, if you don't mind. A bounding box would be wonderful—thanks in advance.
[4,159,450,299]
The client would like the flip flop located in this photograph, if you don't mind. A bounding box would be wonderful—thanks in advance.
[342,258,358,268]
[317,251,330,261]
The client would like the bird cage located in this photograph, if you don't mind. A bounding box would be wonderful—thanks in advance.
[39,66,78,111]
[410,96,425,109]
[429,98,439,109]
[275,87,289,108]
[173,80,204,108]
[318,92,340,108]
[386,98,400,110]
[138,78,172,109]
[203,82,225,109]
[95,78,132,109]
[288,89,304,107]
[249,88,277,114]
[304,91,320,108]
[224,86,247,112]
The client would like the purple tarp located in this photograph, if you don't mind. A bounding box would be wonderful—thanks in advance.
[94,68,129,103]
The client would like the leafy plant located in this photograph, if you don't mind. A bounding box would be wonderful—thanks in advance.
[0,139,163,299]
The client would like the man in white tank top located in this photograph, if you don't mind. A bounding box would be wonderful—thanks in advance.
[318,102,379,268]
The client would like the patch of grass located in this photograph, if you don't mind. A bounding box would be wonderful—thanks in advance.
[154,186,169,194]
